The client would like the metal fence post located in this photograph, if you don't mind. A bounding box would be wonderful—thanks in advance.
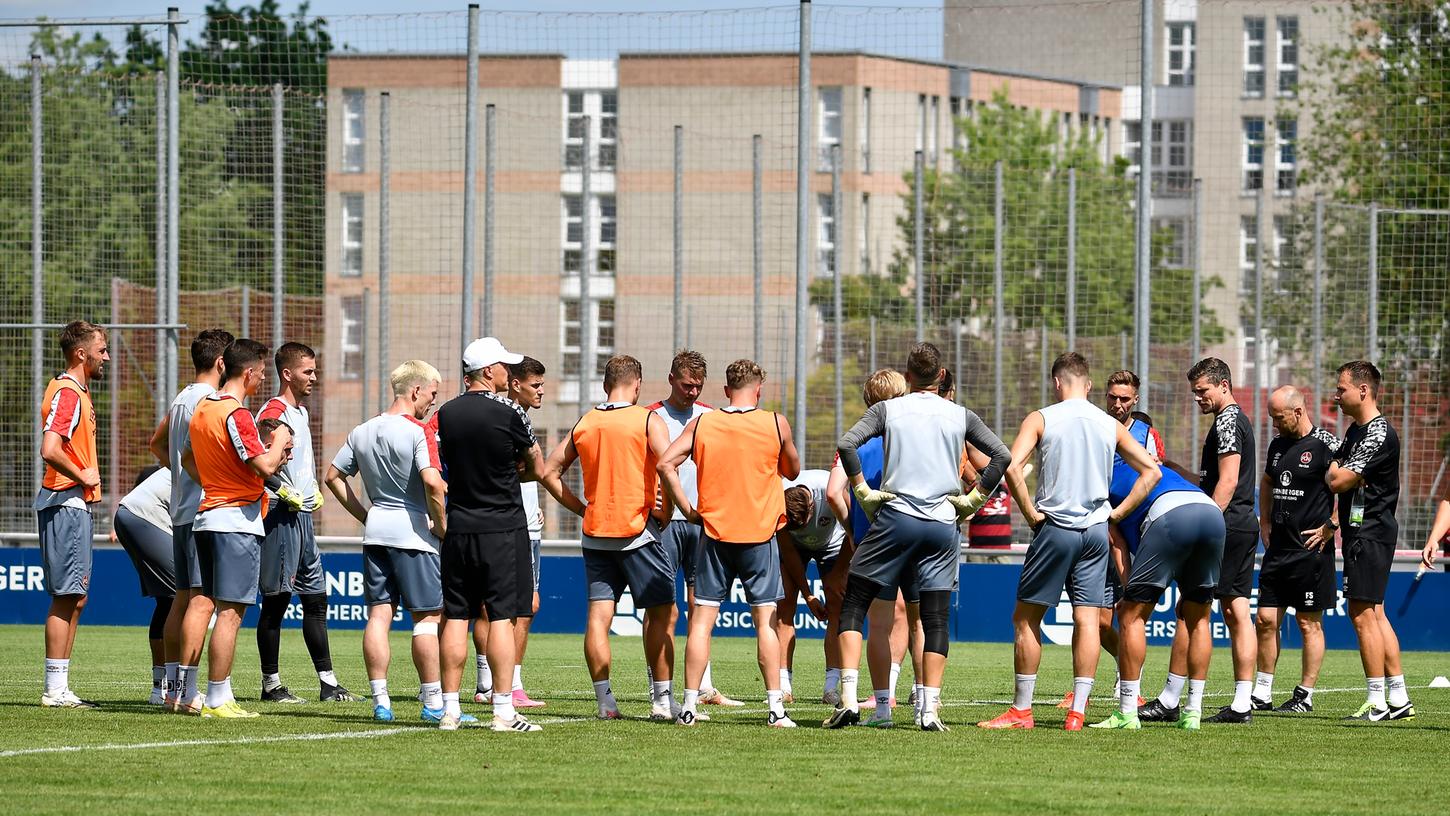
[1135,0,1155,408]
[869,314,877,372]
[360,288,370,424]
[795,0,812,456]
[1254,190,1268,461]
[31,53,43,489]
[1191,178,1203,445]
[1368,201,1378,360]
[993,160,1004,432]
[831,143,843,443]
[914,150,925,342]
[483,103,495,337]
[154,72,167,422]
[579,116,593,419]
[460,3,479,362]
[240,286,251,337]
[379,91,392,412]
[1066,165,1077,350]
[953,320,963,405]
[674,125,684,353]
[753,133,763,364]
[166,7,180,401]
[1311,192,1324,413]
[1039,321,1048,407]
[272,83,284,348]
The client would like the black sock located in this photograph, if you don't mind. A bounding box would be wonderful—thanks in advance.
[256,593,289,677]
[300,593,333,675]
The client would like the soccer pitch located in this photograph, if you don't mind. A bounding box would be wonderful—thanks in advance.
[1,625,1445,815]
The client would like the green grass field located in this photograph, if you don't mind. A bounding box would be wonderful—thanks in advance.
[1,624,1446,814]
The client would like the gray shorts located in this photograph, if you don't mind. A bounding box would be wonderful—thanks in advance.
[261,507,323,596]
[114,506,177,599]
[585,538,676,609]
[194,530,262,605]
[695,535,784,607]
[173,522,203,590]
[1018,520,1111,608]
[530,536,542,594]
[851,505,959,596]
[1123,502,1225,605]
[38,505,93,597]
[660,520,701,586]
[364,545,443,612]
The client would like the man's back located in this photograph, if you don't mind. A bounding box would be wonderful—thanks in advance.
[436,391,535,533]
[1036,398,1117,528]
[168,383,215,526]
[345,413,435,514]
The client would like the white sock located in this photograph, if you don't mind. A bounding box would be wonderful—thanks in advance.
[1186,679,1205,713]
[512,664,524,693]
[888,662,902,697]
[913,683,925,714]
[369,679,391,709]
[766,688,786,717]
[420,681,442,711]
[1119,678,1141,716]
[593,679,618,714]
[1112,670,1121,697]
[476,654,492,692]
[205,676,233,708]
[1253,671,1274,702]
[1301,685,1315,705]
[873,689,891,718]
[493,690,516,721]
[262,672,281,692]
[651,680,673,710]
[164,662,179,696]
[841,669,860,712]
[152,665,165,689]
[1070,677,1094,715]
[779,669,793,695]
[645,664,653,696]
[178,665,199,702]
[701,662,715,693]
[1386,675,1409,707]
[442,690,461,719]
[1366,676,1386,708]
[922,686,941,719]
[44,658,68,695]
[1013,673,1036,710]
[1159,672,1187,708]
[1231,680,1253,713]
[824,668,841,693]
[682,688,700,715]
[318,670,339,688]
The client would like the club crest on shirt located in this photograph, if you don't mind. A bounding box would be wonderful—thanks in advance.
[1299,450,1313,466]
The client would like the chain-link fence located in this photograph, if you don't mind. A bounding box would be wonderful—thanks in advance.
[0,2,1445,548]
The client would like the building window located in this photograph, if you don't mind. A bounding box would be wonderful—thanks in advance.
[342,89,364,173]
[1166,22,1195,86]
[341,193,363,277]
[916,94,926,153]
[927,95,940,165]
[950,96,971,159]
[816,192,835,278]
[1272,214,1292,292]
[859,192,871,274]
[1276,118,1297,193]
[817,86,842,171]
[1243,17,1266,98]
[1239,214,1259,295]
[564,90,617,171]
[860,87,872,174]
[1276,16,1299,97]
[1242,117,1265,192]
[1150,120,1192,196]
[561,297,614,379]
[1155,217,1189,268]
[339,296,363,379]
[1124,121,1142,170]
[562,194,616,277]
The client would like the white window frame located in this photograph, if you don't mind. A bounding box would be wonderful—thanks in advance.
[1166,21,1195,87]
[1243,17,1266,98]
[340,193,363,278]
[859,192,871,274]
[1124,121,1143,175]
[915,94,926,153]
[816,192,836,278]
[1239,214,1259,295]
[1275,118,1297,194]
[1271,214,1291,293]
[817,86,843,171]
[1242,117,1265,193]
[342,89,364,173]
[1276,15,1299,97]
[1154,217,1189,268]
[560,297,615,380]
[562,194,616,277]
[339,296,363,379]
[927,95,940,165]
[860,87,872,174]
[563,90,618,171]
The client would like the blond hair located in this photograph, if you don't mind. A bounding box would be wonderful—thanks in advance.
[391,360,442,396]
[862,368,907,407]
[725,359,765,390]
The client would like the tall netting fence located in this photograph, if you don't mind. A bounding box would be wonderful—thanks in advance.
[0,2,1445,547]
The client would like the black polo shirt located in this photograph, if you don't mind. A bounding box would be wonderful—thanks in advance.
[435,390,536,533]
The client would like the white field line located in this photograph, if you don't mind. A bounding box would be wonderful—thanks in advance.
[0,727,412,759]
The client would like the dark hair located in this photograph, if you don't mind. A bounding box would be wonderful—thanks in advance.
[1337,360,1382,398]
[1106,369,1140,390]
[59,321,104,361]
[905,342,942,386]
[937,367,955,398]
[1130,410,1154,427]
[509,356,547,382]
[222,339,269,384]
[190,329,234,373]
[1187,357,1232,388]
[671,349,707,378]
[1051,352,1090,380]
[274,341,315,374]
[257,417,292,439]
[602,354,642,391]
[133,464,162,492]
[784,485,812,530]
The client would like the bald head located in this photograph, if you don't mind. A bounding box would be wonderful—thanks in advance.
[1268,385,1310,439]
[1269,385,1304,411]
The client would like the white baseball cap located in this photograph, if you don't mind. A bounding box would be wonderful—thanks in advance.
[462,336,523,372]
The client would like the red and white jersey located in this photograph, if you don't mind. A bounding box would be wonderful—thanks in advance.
[648,399,712,521]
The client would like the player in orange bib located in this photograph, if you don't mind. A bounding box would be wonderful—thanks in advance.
[658,359,802,728]
[546,355,677,720]
[36,321,109,709]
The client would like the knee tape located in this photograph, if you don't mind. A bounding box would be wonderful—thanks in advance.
[412,621,439,638]
[919,590,951,656]
[838,574,884,634]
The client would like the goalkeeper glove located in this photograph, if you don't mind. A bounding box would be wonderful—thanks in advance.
[309,490,325,512]
[276,483,306,512]
[852,481,897,520]
[947,487,988,522]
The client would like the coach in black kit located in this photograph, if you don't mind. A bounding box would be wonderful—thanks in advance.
[1252,386,1340,714]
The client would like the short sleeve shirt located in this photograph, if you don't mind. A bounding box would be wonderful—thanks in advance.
[333,413,440,552]
[783,469,844,556]
[1264,427,1339,554]
[436,390,536,533]
[1200,403,1257,532]
[1337,416,1400,545]
[33,378,88,511]
[167,382,215,526]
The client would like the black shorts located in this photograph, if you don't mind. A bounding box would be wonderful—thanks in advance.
[1258,546,1337,612]
[1215,527,1259,600]
[440,527,533,620]
[1342,535,1394,604]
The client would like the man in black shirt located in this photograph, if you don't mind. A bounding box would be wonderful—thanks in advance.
[1253,386,1339,714]
[1321,361,1413,721]
[434,337,582,733]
